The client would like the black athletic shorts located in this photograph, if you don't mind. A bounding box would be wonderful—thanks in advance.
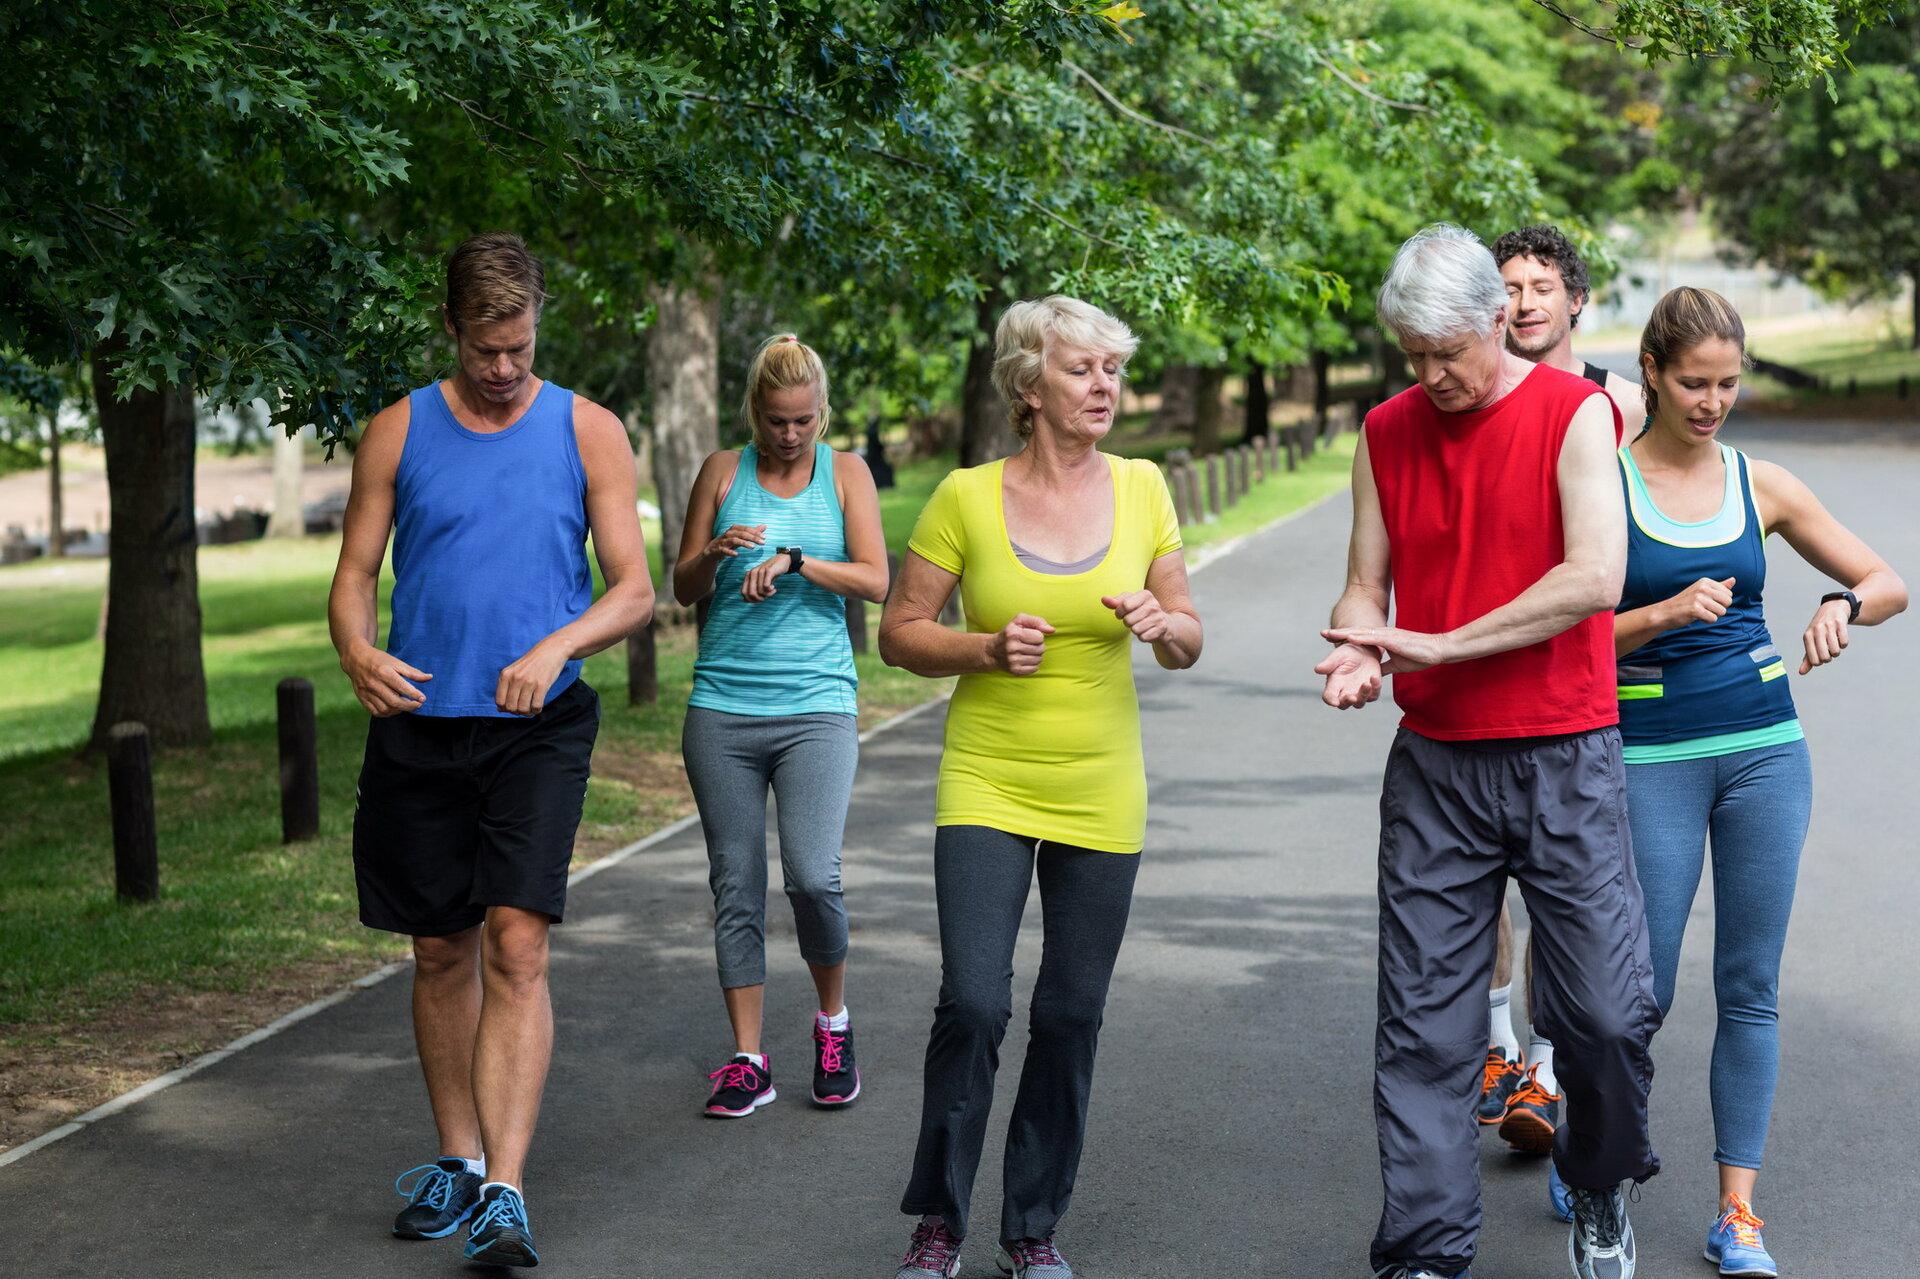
[352,679,599,937]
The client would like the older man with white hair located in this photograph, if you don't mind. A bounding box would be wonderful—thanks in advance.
[1315,225,1661,1279]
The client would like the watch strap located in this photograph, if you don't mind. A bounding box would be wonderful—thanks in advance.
[1821,589,1861,622]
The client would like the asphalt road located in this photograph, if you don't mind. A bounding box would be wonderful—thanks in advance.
[4,416,1915,1278]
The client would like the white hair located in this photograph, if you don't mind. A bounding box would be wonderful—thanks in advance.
[992,295,1139,440]
[1376,224,1508,344]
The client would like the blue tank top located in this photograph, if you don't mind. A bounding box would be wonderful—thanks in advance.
[690,443,857,717]
[387,380,590,717]
[1615,444,1800,760]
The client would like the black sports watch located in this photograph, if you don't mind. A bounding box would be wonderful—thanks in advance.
[777,546,805,575]
[1820,589,1861,622]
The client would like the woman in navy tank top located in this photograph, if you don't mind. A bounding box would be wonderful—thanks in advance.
[671,335,890,1119]
[1613,288,1905,1275]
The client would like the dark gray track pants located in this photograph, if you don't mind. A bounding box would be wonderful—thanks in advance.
[1371,727,1662,1277]
[900,826,1140,1243]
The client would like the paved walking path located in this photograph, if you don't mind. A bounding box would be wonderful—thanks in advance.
[5,418,1916,1277]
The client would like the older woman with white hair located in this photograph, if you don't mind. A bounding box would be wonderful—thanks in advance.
[879,295,1201,1279]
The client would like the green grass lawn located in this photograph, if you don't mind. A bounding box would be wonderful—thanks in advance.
[0,440,1348,1071]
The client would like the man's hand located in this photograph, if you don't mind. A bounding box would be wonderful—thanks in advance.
[741,551,793,602]
[1100,590,1172,644]
[1321,626,1450,675]
[1659,577,1735,630]
[988,613,1055,675]
[1800,597,1851,674]
[1315,642,1383,709]
[496,639,571,717]
[341,643,431,717]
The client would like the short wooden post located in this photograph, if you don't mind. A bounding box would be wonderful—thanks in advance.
[1251,438,1267,482]
[1205,454,1223,518]
[1847,376,1857,397]
[107,722,158,903]
[845,594,868,654]
[276,678,320,843]
[627,619,659,705]
[1284,424,1301,471]
[1167,463,1192,526]
[1899,375,1909,399]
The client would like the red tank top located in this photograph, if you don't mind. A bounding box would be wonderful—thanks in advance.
[1365,363,1618,741]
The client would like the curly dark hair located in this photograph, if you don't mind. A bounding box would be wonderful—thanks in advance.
[1491,225,1591,330]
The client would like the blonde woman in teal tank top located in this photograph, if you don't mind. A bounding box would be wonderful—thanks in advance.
[671,335,889,1119]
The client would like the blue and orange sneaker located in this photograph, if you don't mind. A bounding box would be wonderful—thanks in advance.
[391,1157,484,1239]
[1499,1064,1561,1154]
[463,1184,538,1267]
[1705,1195,1777,1277]
[704,1053,776,1117]
[812,1019,861,1106]
[1478,1047,1526,1124]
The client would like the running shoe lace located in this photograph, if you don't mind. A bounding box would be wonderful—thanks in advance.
[1508,1065,1559,1108]
[1722,1196,1765,1247]
[815,1026,845,1073]
[470,1188,526,1235]
[903,1218,962,1267]
[708,1060,759,1091]
[393,1163,454,1207]
[1481,1048,1512,1092]
[1571,1187,1628,1249]
[1009,1237,1065,1266]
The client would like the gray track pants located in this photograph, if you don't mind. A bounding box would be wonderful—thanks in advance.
[1371,727,1661,1277]
[682,707,858,988]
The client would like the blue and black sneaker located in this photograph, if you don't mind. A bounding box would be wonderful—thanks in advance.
[1704,1195,1777,1277]
[1478,1048,1525,1124]
[464,1183,539,1268]
[391,1157,484,1239]
[1548,1163,1575,1222]
[1499,1065,1561,1154]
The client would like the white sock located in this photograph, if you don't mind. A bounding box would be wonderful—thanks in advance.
[460,1155,486,1178]
[1528,1030,1558,1094]
[735,1051,767,1068]
[480,1180,521,1197]
[818,1006,850,1031]
[1488,985,1521,1060]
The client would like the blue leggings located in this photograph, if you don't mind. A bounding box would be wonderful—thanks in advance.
[1625,739,1812,1170]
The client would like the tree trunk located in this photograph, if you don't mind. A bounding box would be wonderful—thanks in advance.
[47,414,64,558]
[960,295,1014,468]
[88,354,211,751]
[644,272,722,602]
[1152,365,1199,435]
[266,422,305,538]
[1192,365,1227,455]
[1242,360,1270,441]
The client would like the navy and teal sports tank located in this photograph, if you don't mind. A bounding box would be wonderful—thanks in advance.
[387,380,591,717]
[1615,443,1800,762]
[690,442,858,717]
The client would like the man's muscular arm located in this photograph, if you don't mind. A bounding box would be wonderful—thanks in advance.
[328,400,432,716]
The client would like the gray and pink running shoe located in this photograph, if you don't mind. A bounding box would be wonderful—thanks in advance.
[996,1236,1072,1279]
[896,1215,963,1279]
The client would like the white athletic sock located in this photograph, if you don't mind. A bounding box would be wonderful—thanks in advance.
[461,1155,487,1178]
[480,1180,521,1197]
[735,1051,768,1068]
[1488,985,1521,1060]
[1528,1030,1559,1094]
[818,1006,850,1031]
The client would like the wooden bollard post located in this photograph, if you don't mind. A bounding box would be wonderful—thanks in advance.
[1251,438,1266,482]
[1205,454,1223,518]
[107,722,158,903]
[276,678,320,843]
[845,594,868,654]
[1184,464,1205,525]
[1168,463,1192,526]
[1284,424,1300,471]
[627,619,658,705]
[1236,446,1251,495]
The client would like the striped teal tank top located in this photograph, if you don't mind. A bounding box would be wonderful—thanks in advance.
[689,443,857,717]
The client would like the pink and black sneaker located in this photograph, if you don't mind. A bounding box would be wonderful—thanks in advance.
[704,1053,775,1117]
[996,1235,1073,1279]
[895,1215,963,1279]
[811,1017,861,1106]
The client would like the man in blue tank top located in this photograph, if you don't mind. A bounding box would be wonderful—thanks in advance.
[327,232,654,1268]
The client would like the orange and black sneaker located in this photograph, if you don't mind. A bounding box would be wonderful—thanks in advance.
[1477,1047,1526,1124]
[1498,1064,1561,1153]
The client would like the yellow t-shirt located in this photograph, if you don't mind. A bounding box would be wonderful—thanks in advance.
[908,454,1182,853]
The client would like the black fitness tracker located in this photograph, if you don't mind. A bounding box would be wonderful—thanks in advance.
[777,546,805,575]
[1820,589,1861,623]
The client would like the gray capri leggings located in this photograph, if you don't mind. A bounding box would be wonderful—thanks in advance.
[681,706,859,988]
